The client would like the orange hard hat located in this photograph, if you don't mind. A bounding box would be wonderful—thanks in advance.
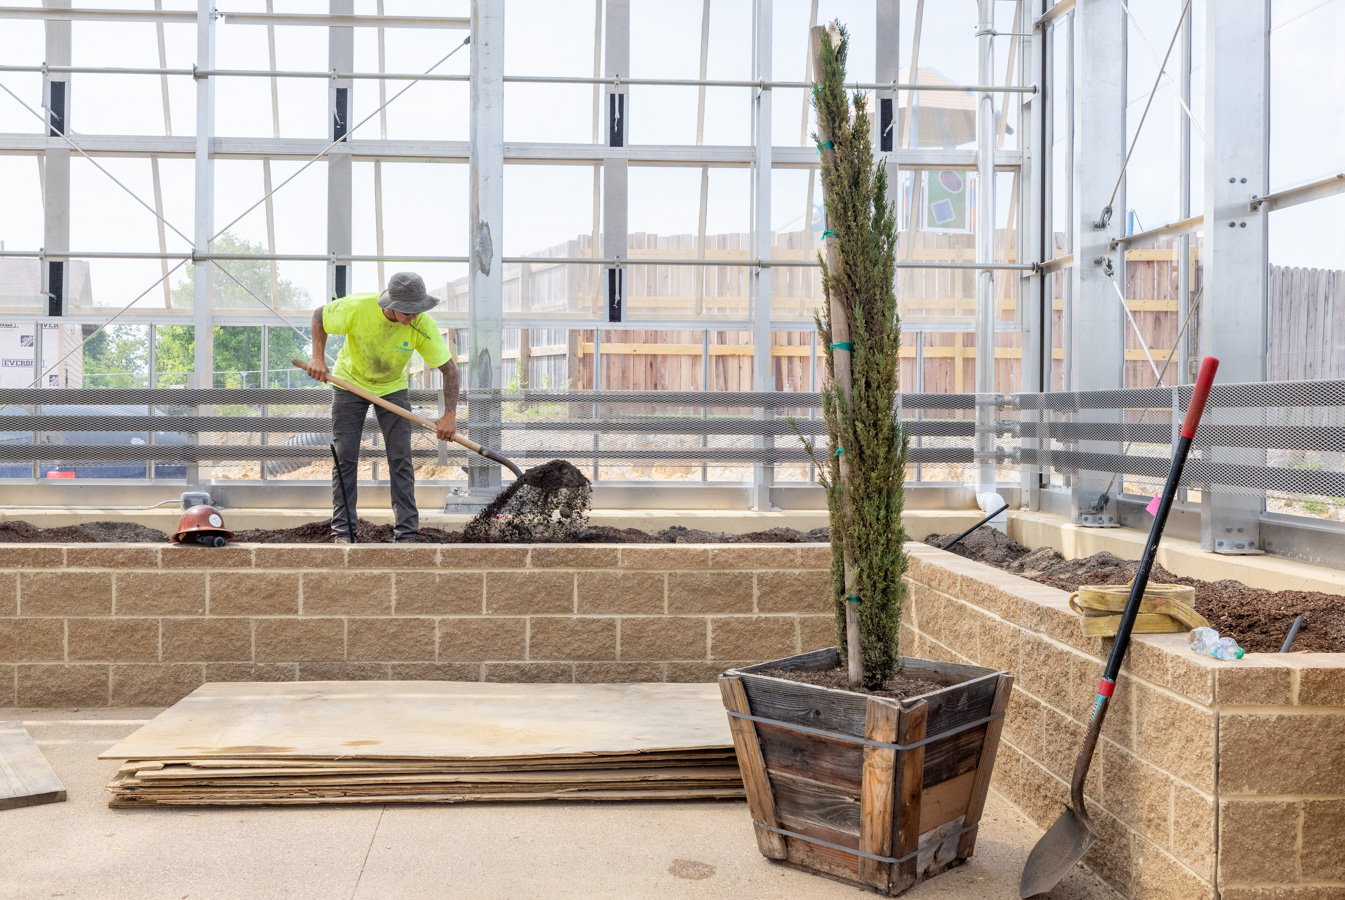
[171,505,234,543]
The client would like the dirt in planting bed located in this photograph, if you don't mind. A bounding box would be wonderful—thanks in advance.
[0,520,168,543]
[925,526,1345,654]
[755,665,966,701]
[1,461,834,546]
[0,516,828,547]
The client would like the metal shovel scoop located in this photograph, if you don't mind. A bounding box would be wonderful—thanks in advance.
[1020,356,1219,898]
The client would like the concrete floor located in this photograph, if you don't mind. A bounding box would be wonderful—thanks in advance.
[0,709,1121,900]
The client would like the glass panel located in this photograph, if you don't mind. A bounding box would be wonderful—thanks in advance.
[1268,194,1345,381]
[267,325,314,388]
[505,0,598,76]
[503,164,597,258]
[0,158,46,312]
[1120,239,1183,389]
[154,325,194,388]
[627,166,751,321]
[213,159,327,263]
[1124,0,1183,106]
[72,21,195,137]
[505,84,597,144]
[630,0,751,81]
[1124,89,1182,233]
[1270,0,1345,189]
[77,324,145,389]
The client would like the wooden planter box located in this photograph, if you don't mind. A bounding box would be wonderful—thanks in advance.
[720,648,1013,895]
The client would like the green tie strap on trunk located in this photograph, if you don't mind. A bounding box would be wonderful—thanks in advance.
[830,341,853,351]
[834,446,844,456]
[1068,583,1209,637]
[816,140,834,153]
[846,595,861,604]
[821,229,838,240]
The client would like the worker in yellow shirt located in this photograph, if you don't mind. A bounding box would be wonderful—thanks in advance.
[302,272,460,543]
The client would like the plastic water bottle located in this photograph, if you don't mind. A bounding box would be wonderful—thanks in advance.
[1188,627,1219,655]
[1213,636,1246,660]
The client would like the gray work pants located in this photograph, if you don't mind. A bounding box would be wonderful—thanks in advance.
[331,387,418,541]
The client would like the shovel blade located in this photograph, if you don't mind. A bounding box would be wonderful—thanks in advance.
[1019,805,1097,898]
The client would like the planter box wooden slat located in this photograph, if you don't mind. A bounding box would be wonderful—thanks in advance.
[723,649,1014,895]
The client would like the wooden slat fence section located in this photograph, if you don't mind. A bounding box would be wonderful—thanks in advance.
[480,232,1345,396]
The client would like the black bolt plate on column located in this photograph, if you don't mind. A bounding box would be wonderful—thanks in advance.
[608,93,624,147]
[333,87,349,141]
[606,268,623,323]
[47,262,64,317]
[48,82,65,137]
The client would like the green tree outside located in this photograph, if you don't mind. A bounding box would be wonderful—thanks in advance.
[83,233,327,388]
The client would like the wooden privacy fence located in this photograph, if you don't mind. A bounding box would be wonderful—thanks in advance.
[444,233,1342,395]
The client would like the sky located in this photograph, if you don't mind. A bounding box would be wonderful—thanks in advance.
[0,0,1341,314]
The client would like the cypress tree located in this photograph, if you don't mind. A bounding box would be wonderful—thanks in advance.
[807,24,907,688]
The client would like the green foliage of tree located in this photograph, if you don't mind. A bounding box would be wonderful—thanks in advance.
[808,25,908,687]
[81,324,151,387]
[128,231,317,387]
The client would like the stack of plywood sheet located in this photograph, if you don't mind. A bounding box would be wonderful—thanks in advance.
[100,681,743,807]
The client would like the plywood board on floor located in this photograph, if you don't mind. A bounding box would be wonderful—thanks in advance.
[0,721,66,811]
[101,681,733,762]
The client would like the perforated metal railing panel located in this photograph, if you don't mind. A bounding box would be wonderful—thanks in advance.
[1,382,1342,518]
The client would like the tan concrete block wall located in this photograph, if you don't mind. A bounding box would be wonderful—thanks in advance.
[902,541,1345,900]
[0,542,831,710]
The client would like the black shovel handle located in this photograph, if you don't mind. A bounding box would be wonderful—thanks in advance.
[1100,355,1219,686]
[1065,356,1218,816]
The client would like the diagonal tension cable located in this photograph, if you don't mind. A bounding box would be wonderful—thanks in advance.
[1096,0,1191,230]
[0,78,195,248]
[1118,0,1204,141]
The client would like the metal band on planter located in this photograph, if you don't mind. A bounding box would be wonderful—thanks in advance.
[724,708,1005,751]
[752,822,982,865]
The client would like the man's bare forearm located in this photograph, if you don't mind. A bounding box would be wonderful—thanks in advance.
[439,361,460,414]
[311,306,328,361]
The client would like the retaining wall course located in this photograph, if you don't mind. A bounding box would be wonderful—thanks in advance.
[900,540,1345,900]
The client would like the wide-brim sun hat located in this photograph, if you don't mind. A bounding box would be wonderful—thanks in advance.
[378,271,437,315]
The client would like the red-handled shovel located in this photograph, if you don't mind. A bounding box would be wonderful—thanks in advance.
[1020,356,1220,898]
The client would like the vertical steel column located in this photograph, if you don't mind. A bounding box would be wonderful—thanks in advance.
[42,0,71,319]
[974,0,997,501]
[328,0,353,302]
[750,0,774,511]
[190,0,216,492]
[1068,0,1125,526]
[1022,0,1047,511]
[192,1,215,385]
[1199,1,1269,554]
[468,0,505,492]
[602,0,629,325]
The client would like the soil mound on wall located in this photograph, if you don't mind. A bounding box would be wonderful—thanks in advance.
[926,526,1345,653]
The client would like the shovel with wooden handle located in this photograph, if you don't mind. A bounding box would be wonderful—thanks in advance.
[291,359,523,479]
[1019,355,1219,899]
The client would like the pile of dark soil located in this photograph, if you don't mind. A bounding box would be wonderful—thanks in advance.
[925,526,1345,653]
[755,666,964,701]
[0,520,167,543]
[233,519,460,544]
[462,460,591,543]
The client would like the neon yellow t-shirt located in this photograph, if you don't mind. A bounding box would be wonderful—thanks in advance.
[322,293,452,396]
